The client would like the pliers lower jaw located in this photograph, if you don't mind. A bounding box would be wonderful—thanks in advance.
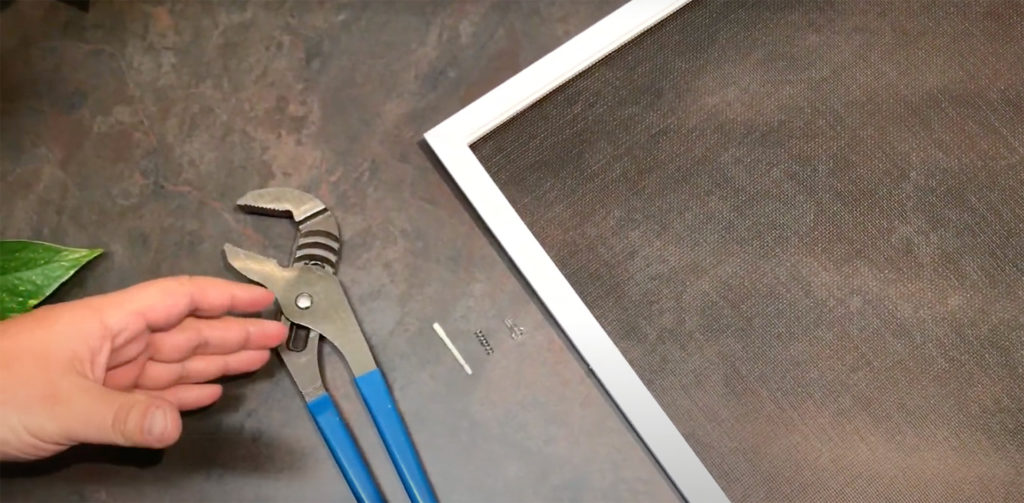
[225,188,437,503]
[223,244,378,377]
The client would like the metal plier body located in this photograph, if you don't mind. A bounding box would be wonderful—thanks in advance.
[225,188,436,503]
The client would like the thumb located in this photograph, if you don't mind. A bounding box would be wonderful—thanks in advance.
[63,381,182,449]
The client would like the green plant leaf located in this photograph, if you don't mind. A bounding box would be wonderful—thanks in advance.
[0,240,102,320]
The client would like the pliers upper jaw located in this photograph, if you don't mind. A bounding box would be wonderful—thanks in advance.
[236,187,328,222]
[236,188,342,271]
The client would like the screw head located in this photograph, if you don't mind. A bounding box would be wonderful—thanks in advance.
[295,292,313,310]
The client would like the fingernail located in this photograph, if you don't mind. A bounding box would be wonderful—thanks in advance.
[145,407,169,441]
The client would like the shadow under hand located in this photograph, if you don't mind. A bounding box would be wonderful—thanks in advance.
[1,417,303,479]
[0,444,164,478]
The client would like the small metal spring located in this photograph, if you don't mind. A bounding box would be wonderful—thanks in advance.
[475,329,494,355]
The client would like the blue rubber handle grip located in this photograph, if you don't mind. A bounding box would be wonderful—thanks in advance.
[307,394,384,503]
[355,369,438,503]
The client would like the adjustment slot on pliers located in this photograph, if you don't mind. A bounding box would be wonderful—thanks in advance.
[287,323,311,352]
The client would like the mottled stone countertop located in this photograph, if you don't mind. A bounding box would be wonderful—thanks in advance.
[0,1,676,501]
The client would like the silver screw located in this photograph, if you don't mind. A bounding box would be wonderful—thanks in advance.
[295,292,313,310]
[504,319,525,340]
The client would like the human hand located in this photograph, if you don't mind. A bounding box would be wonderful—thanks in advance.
[0,276,286,460]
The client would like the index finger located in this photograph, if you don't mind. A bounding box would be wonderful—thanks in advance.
[92,276,275,333]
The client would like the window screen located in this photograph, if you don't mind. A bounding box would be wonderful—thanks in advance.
[472,1,1024,500]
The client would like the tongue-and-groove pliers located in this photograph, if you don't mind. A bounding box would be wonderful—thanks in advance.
[224,188,436,503]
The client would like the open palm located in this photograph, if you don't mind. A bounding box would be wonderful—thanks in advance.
[0,276,286,460]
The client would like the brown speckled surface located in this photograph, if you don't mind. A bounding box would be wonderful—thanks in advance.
[0,1,679,502]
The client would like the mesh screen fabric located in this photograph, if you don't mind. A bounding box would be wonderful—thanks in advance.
[472,1,1024,500]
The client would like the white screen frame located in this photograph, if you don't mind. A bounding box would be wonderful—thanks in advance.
[424,1,728,501]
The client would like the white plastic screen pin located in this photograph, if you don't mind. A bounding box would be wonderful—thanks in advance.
[432,322,472,375]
